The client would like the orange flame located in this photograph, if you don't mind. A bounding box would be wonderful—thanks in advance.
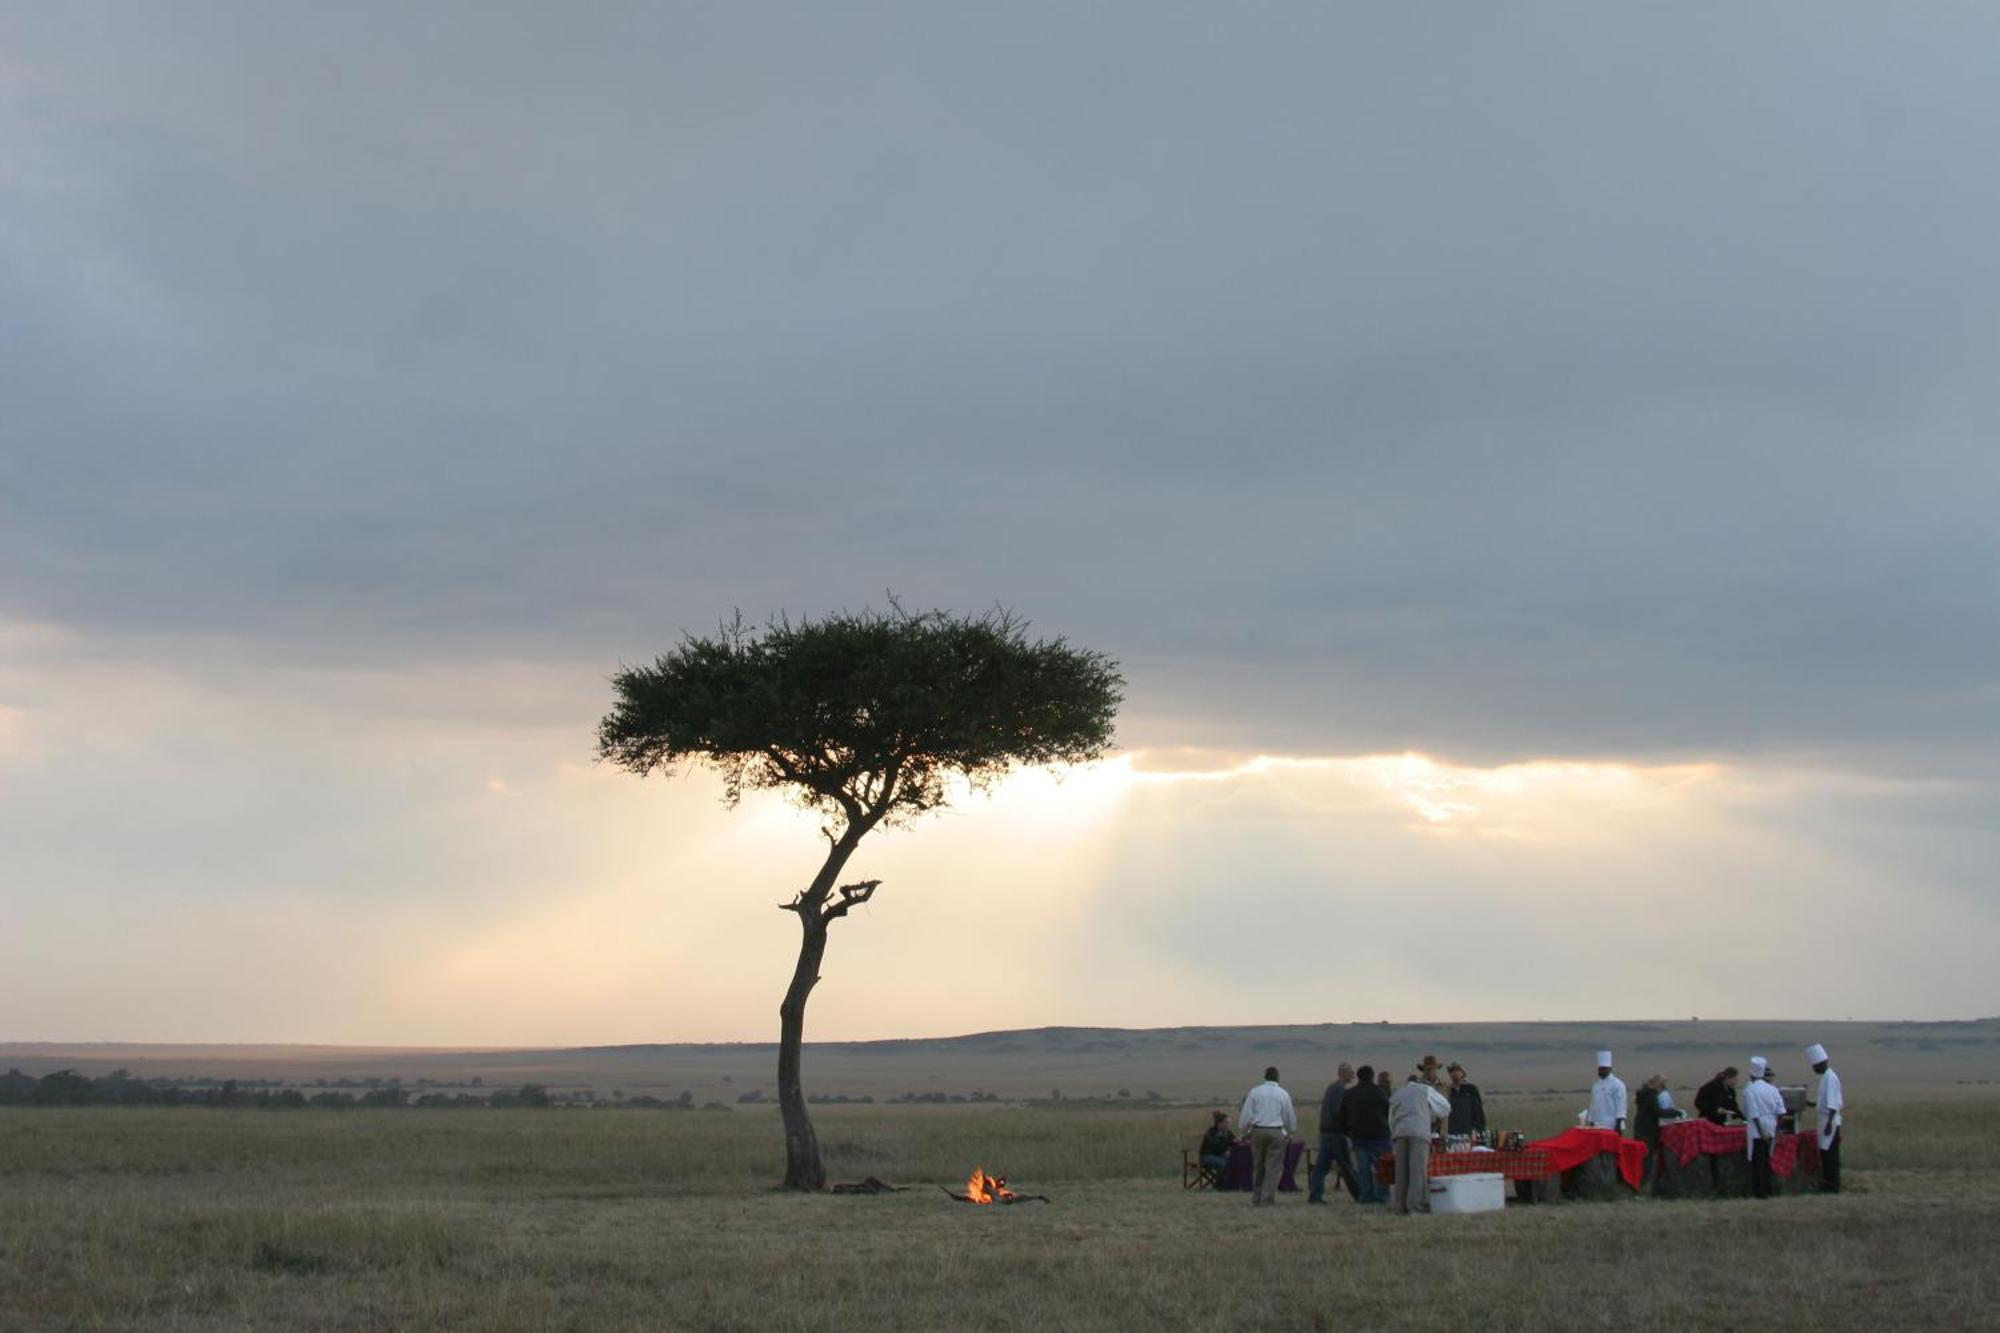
[964,1167,1013,1204]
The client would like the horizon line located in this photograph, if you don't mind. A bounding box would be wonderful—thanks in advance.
[5,1014,1994,1054]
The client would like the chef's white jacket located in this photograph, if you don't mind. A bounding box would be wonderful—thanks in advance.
[1742,1077,1787,1158]
[1587,1074,1628,1130]
[1816,1068,1844,1150]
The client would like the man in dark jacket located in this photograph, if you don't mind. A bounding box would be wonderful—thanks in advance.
[1334,1064,1393,1204]
[1307,1063,1360,1203]
[1446,1062,1486,1136]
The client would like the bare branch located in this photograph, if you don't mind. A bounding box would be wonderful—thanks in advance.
[821,879,882,923]
[779,886,831,916]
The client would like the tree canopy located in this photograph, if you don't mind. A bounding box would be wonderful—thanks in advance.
[597,605,1123,833]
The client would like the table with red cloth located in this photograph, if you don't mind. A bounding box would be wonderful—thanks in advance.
[1526,1127,1652,1191]
[1659,1119,1822,1178]
[1372,1147,1556,1189]
[1216,1139,1307,1193]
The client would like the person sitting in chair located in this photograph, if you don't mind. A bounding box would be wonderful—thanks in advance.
[1199,1110,1236,1180]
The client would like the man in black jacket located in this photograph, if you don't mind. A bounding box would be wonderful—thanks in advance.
[1334,1064,1393,1204]
[1446,1062,1486,1136]
[1307,1064,1360,1203]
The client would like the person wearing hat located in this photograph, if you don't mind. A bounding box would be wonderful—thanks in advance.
[1805,1043,1843,1193]
[1587,1051,1628,1134]
[1445,1062,1486,1136]
[1741,1055,1788,1199]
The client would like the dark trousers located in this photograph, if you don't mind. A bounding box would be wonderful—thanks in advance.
[1640,1134,1662,1192]
[1308,1131,1359,1201]
[1750,1138,1774,1198]
[1821,1133,1841,1193]
[1350,1139,1390,1204]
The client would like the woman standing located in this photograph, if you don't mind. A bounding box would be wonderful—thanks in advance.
[1634,1074,1671,1190]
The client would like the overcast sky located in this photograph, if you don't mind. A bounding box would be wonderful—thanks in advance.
[4,3,1997,1043]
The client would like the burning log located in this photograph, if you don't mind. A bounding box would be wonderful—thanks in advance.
[943,1167,1050,1204]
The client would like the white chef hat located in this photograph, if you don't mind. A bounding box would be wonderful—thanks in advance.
[1806,1043,1829,1063]
[1595,1050,1613,1067]
[1749,1055,1768,1076]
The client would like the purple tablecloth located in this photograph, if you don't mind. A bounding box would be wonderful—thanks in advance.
[1217,1139,1306,1192]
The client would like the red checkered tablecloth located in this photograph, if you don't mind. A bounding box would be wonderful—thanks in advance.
[1659,1120,1822,1178]
[1373,1148,1556,1186]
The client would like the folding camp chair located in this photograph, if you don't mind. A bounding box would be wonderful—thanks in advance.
[1181,1134,1221,1190]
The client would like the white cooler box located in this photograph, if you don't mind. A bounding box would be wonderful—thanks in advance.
[1428,1172,1505,1215]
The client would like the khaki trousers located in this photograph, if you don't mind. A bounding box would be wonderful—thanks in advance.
[1392,1136,1430,1214]
[1248,1126,1288,1203]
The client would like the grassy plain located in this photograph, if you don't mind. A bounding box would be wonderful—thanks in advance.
[2,1095,1996,1331]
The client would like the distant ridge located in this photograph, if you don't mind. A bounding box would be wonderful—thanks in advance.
[5,1018,1995,1099]
[7,1017,1997,1059]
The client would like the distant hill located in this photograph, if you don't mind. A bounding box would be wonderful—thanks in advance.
[6,1019,1996,1104]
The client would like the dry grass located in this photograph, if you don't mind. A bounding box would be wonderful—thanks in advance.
[1,1096,1994,1330]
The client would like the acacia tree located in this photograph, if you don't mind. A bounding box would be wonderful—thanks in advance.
[597,605,1122,1190]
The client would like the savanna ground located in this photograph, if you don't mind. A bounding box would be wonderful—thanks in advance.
[2,1095,1995,1331]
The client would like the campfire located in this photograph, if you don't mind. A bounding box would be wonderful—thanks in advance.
[964,1167,1014,1204]
[945,1166,1048,1205]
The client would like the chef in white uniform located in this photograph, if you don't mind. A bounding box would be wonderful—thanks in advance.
[1586,1050,1627,1133]
[1806,1042,1843,1193]
[1740,1054,1787,1199]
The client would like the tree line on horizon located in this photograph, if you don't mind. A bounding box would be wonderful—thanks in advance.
[0,1068,725,1111]
[2,1069,1184,1110]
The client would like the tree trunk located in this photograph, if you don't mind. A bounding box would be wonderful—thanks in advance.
[775,827,865,1192]
[778,913,830,1190]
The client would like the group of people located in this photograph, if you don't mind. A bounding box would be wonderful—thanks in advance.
[1586,1044,1845,1198]
[1205,1056,1489,1214]
[1204,1043,1845,1213]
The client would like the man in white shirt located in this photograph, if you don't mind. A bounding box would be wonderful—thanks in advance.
[1387,1074,1452,1214]
[1587,1050,1628,1133]
[1741,1055,1788,1199]
[1237,1066,1298,1206]
[1806,1042,1844,1193]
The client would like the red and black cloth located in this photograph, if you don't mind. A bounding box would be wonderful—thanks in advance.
[1525,1127,1652,1191]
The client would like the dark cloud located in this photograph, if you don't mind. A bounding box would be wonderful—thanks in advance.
[5,2,1998,767]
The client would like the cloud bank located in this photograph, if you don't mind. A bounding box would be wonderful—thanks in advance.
[3,3,1996,1037]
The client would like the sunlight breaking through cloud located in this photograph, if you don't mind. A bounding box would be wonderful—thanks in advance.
[1103,749,1723,832]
